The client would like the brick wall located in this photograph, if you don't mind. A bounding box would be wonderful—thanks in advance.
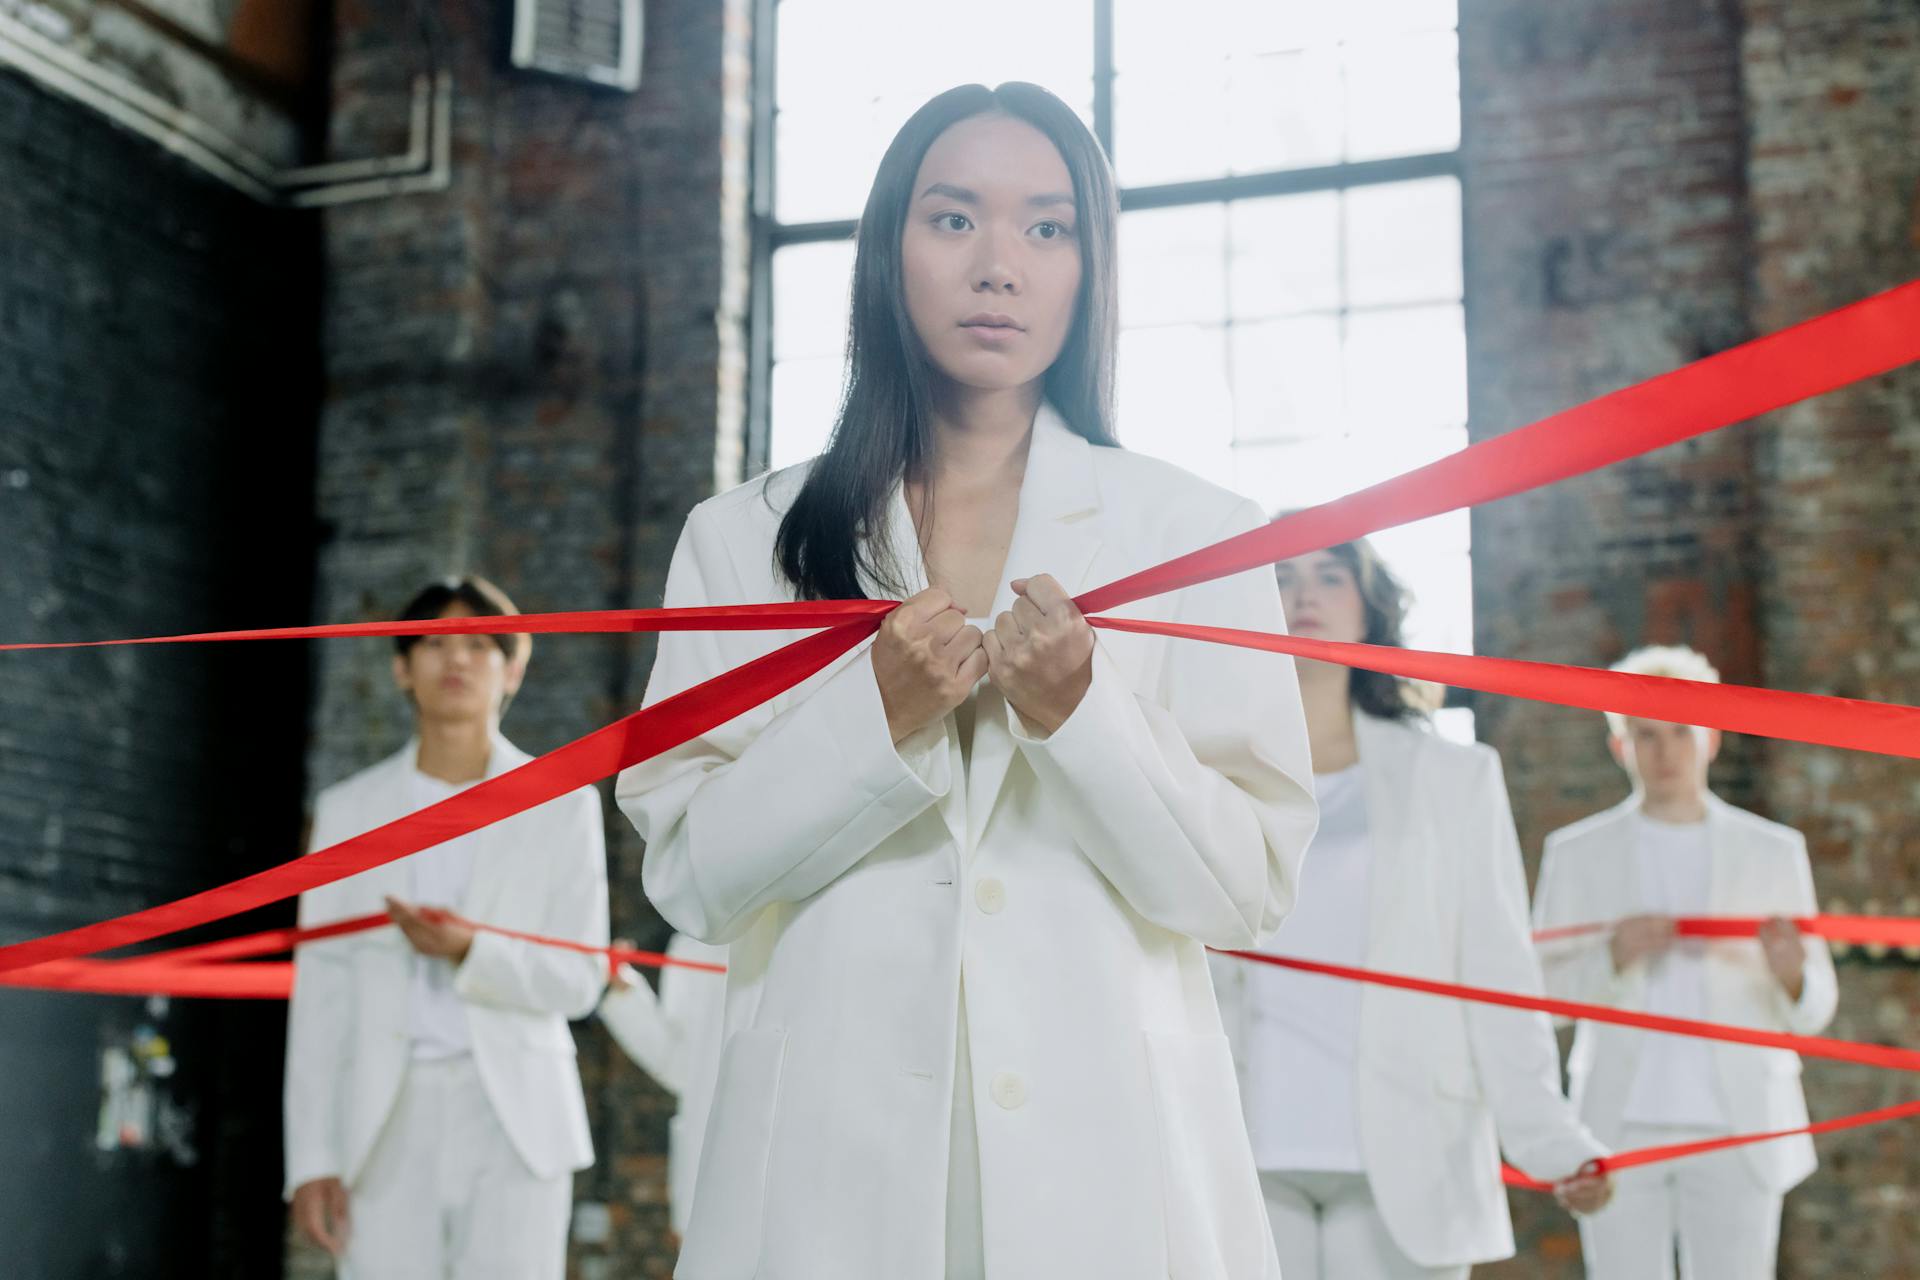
[1742,2,1920,1272]
[287,1,750,1275]
[0,64,321,1280]
[1463,0,1920,1274]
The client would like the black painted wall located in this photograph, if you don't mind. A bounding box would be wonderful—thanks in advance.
[0,68,321,1280]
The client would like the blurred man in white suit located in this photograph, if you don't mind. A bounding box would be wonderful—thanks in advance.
[1534,644,1837,1280]
[283,576,610,1280]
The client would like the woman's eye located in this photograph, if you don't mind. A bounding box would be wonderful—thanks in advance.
[1033,220,1071,240]
[936,212,972,232]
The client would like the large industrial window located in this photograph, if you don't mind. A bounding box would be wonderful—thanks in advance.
[751,0,1470,735]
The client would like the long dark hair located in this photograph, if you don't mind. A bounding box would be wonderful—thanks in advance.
[773,83,1121,601]
[1318,538,1429,723]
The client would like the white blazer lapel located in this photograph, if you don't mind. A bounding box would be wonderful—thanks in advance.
[352,744,424,911]
[1355,715,1424,960]
[862,477,970,855]
[967,406,1105,848]
[462,735,535,920]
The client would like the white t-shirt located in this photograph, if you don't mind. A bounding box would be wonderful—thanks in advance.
[1623,813,1729,1128]
[406,768,480,1062]
[1243,763,1372,1172]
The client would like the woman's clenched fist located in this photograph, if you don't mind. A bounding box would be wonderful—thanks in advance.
[873,587,988,743]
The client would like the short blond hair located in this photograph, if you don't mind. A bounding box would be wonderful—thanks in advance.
[1606,644,1721,737]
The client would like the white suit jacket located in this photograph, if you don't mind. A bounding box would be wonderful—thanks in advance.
[597,933,729,1234]
[1532,793,1837,1192]
[283,738,610,1197]
[616,407,1319,1280]
[1211,714,1605,1267]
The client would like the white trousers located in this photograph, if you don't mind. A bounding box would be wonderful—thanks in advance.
[1262,1171,1467,1280]
[1578,1122,1782,1280]
[338,1056,572,1280]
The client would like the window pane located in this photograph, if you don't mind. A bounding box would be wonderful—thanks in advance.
[1344,304,1467,432]
[1229,191,1341,319]
[1225,424,1463,517]
[778,0,1091,109]
[1116,325,1236,490]
[1114,0,1230,71]
[1119,204,1228,329]
[773,240,856,362]
[775,104,895,225]
[1340,0,1459,40]
[1228,49,1344,175]
[1231,316,1344,443]
[769,356,845,470]
[1372,515,1472,651]
[1111,65,1232,188]
[1343,177,1461,308]
[1343,31,1460,162]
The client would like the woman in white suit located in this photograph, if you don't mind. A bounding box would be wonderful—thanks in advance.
[596,933,728,1238]
[615,83,1318,1279]
[1209,538,1613,1279]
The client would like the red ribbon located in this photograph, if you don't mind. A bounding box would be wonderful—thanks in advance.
[0,601,895,653]
[1091,621,1920,760]
[1500,1098,1920,1192]
[1220,949,1920,1075]
[1534,914,1920,948]
[0,619,878,975]
[0,912,728,999]
[1073,279,1920,615]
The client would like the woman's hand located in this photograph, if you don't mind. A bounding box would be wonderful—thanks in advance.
[385,896,475,964]
[1553,1164,1614,1215]
[1758,916,1806,1000]
[873,587,987,743]
[985,574,1094,736]
[1608,914,1674,974]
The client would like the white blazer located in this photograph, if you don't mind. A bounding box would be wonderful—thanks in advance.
[1532,793,1837,1192]
[283,738,610,1197]
[616,407,1319,1280]
[1211,714,1605,1267]
[597,933,730,1234]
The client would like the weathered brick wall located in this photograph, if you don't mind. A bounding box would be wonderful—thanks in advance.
[1464,0,1920,1274]
[287,1,749,1275]
[1742,2,1920,1272]
[0,63,321,1280]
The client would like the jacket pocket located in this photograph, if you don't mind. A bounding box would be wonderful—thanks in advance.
[677,1027,789,1279]
[1142,1030,1273,1280]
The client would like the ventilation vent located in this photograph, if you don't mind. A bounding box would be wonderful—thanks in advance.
[510,0,643,91]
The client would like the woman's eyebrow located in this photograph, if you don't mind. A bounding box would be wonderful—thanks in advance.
[917,182,1077,211]
[919,182,979,203]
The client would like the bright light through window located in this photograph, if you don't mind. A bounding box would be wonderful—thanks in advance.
[763,0,1472,741]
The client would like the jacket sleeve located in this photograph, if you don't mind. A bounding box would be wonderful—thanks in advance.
[1532,829,1631,1020]
[453,786,611,1020]
[1009,498,1318,948]
[598,964,686,1096]
[1458,748,1608,1182]
[282,791,354,1199]
[1772,830,1838,1038]
[616,501,951,943]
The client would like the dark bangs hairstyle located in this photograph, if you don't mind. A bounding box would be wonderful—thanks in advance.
[1314,537,1430,723]
[393,575,532,667]
[773,82,1122,602]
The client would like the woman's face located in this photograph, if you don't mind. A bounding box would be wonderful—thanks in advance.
[900,112,1083,395]
[1275,551,1368,646]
